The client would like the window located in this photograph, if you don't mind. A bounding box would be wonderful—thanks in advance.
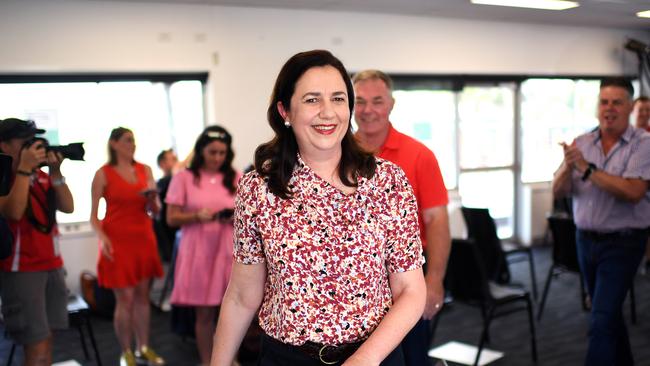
[391,90,457,188]
[520,79,600,183]
[387,75,606,239]
[0,79,205,224]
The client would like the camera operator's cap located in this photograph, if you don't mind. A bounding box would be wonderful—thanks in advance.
[0,118,45,142]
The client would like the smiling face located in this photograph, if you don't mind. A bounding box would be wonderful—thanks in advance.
[633,99,650,129]
[598,86,633,137]
[354,78,394,138]
[202,140,228,172]
[278,65,350,161]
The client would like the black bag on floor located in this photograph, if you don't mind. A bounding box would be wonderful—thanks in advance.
[80,271,116,318]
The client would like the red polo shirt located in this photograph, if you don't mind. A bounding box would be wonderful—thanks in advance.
[377,124,448,247]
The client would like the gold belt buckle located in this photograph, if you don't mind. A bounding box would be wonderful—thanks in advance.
[318,344,338,365]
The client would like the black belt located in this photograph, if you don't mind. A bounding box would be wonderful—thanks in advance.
[263,334,363,365]
[578,228,649,241]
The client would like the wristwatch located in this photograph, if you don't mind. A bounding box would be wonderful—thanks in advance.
[52,177,66,186]
[581,163,597,181]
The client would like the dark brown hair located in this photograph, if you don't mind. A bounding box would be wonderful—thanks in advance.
[600,77,634,99]
[634,96,650,106]
[107,127,133,165]
[189,125,237,195]
[254,49,376,199]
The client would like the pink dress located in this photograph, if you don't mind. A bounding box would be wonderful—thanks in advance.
[166,169,238,306]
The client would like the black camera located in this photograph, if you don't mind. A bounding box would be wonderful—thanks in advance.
[24,137,85,163]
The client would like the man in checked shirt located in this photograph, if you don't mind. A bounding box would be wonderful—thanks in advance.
[553,77,650,366]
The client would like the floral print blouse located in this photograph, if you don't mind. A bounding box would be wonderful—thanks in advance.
[234,155,424,346]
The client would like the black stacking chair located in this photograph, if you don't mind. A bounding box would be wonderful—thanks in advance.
[461,207,538,299]
[432,239,537,366]
[5,294,102,366]
[537,215,586,320]
[538,215,637,324]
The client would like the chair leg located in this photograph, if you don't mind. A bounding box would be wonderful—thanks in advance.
[6,343,15,366]
[525,294,538,363]
[537,266,555,321]
[527,249,538,300]
[479,303,491,343]
[474,306,495,366]
[76,320,90,359]
[84,312,103,366]
[630,282,637,325]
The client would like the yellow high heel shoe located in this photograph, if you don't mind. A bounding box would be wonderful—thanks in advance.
[135,345,166,365]
[119,350,137,366]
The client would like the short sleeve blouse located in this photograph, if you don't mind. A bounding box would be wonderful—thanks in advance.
[234,156,424,346]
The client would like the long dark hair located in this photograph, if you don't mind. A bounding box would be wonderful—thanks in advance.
[107,127,133,165]
[189,125,237,195]
[254,49,375,199]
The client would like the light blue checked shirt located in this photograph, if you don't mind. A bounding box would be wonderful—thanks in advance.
[571,125,650,232]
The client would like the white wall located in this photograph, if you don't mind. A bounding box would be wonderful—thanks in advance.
[1,0,648,292]
[2,0,648,170]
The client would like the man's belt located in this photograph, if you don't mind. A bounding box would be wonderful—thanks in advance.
[264,334,363,364]
[578,228,649,241]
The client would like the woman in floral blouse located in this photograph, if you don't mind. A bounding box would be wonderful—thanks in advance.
[211,50,426,366]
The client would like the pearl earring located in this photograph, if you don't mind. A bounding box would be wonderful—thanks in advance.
[284,120,291,128]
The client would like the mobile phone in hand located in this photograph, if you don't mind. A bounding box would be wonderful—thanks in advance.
[213,208,234,220]
[140,188,159,197]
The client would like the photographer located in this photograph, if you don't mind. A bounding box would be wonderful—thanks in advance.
[0,118,74,366]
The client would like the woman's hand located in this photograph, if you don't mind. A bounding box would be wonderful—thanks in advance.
[342,354,379,366]
[100,236,114,261]
[196,208,215,223]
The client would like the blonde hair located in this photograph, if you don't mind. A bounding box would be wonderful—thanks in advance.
[352,69,394,93]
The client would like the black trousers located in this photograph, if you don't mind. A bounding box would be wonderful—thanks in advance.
[258,334,406,366]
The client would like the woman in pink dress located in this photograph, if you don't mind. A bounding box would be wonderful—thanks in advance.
[166,125,239,365]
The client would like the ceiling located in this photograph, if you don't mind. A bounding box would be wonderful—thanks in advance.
[83,0,650,30]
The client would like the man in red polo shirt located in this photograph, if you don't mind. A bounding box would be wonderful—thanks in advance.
[354,70,450,365]
[0,118,74,366]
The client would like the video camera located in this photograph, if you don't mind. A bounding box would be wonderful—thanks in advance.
[24,137,85,165]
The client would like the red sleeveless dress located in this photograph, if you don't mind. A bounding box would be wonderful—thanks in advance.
[97,162,163,288]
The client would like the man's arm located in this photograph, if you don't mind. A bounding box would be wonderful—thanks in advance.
[564,143,648,203]
[48,151,74,213]
[552,161,573,199]
[586,172,647,203]
[422,205,450,319]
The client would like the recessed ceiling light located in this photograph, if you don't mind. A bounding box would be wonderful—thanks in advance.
[471,0,580,11]
[637,10,650,18]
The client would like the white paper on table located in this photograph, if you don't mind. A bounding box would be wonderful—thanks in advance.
[428,341,504,366]
[52,361,82,366]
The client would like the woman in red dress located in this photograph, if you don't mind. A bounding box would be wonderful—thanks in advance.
[90,127,165,366]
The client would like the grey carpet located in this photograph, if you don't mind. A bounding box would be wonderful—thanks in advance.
[1,246,649,366]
